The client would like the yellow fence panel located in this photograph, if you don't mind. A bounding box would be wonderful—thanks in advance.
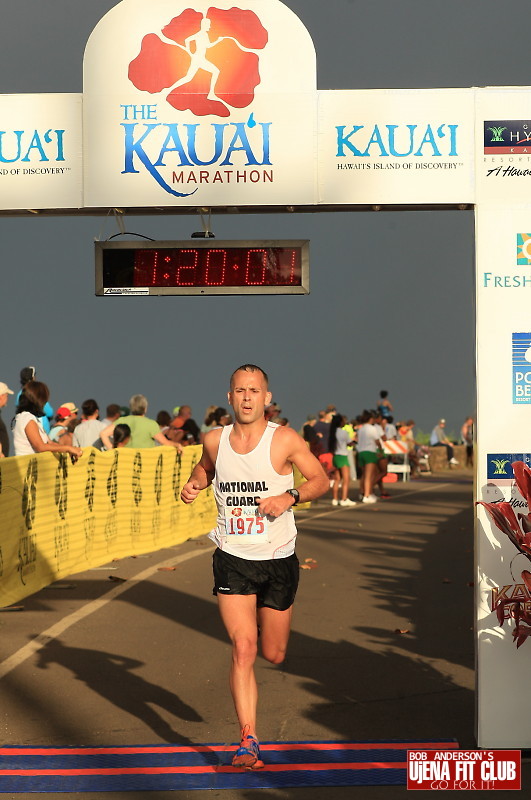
[0,446,216,608]
[0,443,311,608]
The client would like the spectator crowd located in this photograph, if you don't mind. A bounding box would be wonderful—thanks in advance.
[0,365,234,461]
[300,390,473,506]
[0,369,473,508]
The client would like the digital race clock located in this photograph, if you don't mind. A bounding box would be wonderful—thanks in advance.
[95,240,309,296]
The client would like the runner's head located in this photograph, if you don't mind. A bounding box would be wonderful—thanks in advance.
[229,364,269,390]
[228,365,271,424]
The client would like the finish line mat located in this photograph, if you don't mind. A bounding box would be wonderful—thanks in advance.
[0,740,458,792]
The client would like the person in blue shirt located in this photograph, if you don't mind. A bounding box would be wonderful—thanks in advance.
[376,390,393,420]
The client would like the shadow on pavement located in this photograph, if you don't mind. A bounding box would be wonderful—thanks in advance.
[34,639,203,743]
[3,479,476,758]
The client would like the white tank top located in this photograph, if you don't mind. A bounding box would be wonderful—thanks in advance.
[208,422,297,560]
[13,412,48,456]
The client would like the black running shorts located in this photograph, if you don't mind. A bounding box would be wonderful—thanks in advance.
[212,548,299,611]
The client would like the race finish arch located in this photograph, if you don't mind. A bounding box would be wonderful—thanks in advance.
[0,0,528,749]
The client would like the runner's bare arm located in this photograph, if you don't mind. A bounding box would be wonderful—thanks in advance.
[180,429,219,503]
[258,428,329,517]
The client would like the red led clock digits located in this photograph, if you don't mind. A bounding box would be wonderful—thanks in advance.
[204,249,227,286]
[130,245,303,289]
[176,250,198,286]
[280,248,296,283]
[245,249,267,285]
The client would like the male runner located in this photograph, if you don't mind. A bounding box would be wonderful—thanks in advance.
[181,365,329,769]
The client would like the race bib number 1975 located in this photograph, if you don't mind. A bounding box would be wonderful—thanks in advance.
[224,507,269,542]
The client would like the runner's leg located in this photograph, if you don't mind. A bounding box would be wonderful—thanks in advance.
[257,604,293,664]
[217,593,259,737]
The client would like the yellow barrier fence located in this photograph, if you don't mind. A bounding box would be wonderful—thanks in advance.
[0,445,310,607]
[0,446,216,608]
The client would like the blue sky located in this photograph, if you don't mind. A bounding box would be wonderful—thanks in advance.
[2,0,525,435]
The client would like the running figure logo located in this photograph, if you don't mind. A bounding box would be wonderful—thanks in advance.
[129,7,268,117]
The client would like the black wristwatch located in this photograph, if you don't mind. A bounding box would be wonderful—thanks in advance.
[285,488,300,505]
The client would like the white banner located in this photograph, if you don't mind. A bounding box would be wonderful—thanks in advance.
[318,89,475,205]
[83,92,317,207]
[0,94,82,210]
[0,85,481,211]
[83,0,317,207]
[475,202,531,748]
[0,4,527,214]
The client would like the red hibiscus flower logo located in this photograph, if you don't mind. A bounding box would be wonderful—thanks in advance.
[128,7,268,118]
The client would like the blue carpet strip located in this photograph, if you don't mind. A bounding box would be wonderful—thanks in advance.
[0,739,458,791]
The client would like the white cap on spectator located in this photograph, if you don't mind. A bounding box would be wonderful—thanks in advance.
[0,382,14,395]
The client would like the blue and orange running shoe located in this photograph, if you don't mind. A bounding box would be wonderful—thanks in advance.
[231,725,264,769]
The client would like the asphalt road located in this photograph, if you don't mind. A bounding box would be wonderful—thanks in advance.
[1,471,527,798]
